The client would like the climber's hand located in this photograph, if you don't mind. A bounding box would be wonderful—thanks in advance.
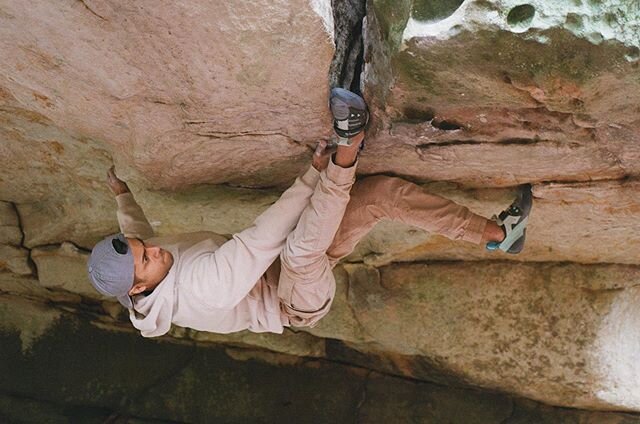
[312,140,337,172]
[106,166,130,196]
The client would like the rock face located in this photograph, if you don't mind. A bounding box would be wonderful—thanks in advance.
[1,0,640,416]
[0,202,30,275]
[311,262,640,410]
[361,0,640,186]
[2,297,640,423]
[0,0,334,188]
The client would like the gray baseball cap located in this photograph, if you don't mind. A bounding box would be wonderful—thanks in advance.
[87,233,135,309]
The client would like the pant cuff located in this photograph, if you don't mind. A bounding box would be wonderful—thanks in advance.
[462,214,488,245]
[300,165,321,188]
[326,157,357,186]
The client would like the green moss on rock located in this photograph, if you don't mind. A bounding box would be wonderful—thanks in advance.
[411,0,465,22]
[371,0,413,52]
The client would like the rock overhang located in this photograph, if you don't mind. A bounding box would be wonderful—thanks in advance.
[1,0,640,416]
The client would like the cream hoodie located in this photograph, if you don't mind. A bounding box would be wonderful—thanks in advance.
[116,166,320,337]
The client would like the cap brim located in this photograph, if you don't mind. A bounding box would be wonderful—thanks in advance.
[117,293,134,309]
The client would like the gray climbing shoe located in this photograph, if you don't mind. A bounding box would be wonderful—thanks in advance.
[486,184,533,254]
[330,87,369,146]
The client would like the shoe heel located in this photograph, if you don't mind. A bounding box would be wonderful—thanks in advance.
[486,241,501,251]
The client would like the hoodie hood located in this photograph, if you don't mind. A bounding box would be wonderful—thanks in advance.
[125,232,228,338]
[128,245,178,337]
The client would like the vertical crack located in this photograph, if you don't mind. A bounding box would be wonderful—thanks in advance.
[10,202,25,248]
[329,0,367,93]
[9,202,37,277]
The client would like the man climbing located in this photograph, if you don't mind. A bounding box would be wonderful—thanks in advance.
[87,88,532,336]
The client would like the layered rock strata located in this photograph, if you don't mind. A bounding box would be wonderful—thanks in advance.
[1,0,639,416]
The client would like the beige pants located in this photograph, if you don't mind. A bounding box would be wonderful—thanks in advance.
[278,161,488,327]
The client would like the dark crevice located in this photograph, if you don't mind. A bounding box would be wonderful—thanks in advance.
[9,202,37,277]
[507,4,536,28]
[9,202,26,248]
[431,118,463,131]
[403,106,436,122]
[377,259,640,270]
[397,109,463,130]
[531,175,632,187]
[27,241,92,255]
[329,0,367,93]
[341,252,640,268]
[73,243,92,254]
[416,137,543,149]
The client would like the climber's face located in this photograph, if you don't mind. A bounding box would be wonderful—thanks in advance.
[126,238,174,295]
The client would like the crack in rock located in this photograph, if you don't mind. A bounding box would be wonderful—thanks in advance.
[77,0,107,21]
[416,137,544,149]
[8,202,37,277]
[329,0,367,92]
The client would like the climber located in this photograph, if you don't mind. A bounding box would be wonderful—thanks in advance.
[87,88,532,337]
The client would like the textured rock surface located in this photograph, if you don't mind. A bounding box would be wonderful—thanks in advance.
[2,298,639,423]
[309,262,640,410]
[1,0,640,416]
[0,0,334,190]
[31,243,96,297]
[0,245,30,275]
[362,0,640,186]
[0,202,31,275]
[0,0,334,251]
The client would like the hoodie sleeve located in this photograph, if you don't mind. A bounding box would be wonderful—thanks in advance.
[187,165,320,309]
[115,192,155,240]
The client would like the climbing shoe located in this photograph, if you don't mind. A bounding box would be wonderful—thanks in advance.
[330,87,369,146]
[486,184,533,254]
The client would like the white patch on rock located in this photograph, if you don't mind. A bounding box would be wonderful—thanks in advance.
[309,0,334,41]
[593,286,640,410]
[403,0,482,43]
[402,0,640,50]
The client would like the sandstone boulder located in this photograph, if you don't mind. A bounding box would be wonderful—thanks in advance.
[361,0,640,186]
[1,0,640,415]
[309,262,640,411]
[0,0,334,191]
